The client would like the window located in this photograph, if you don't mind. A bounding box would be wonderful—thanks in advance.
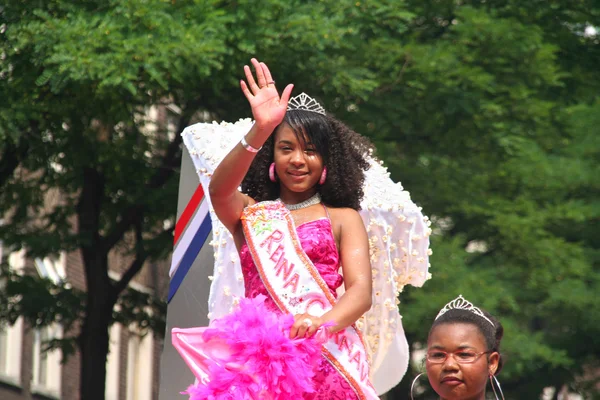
[34,254,66,284]
[105,323,121,400]
[0,241,24,385]
[0,318,23,385]
[33,329,49,387]
[31,324,62,397]
[31,252,66,397]
[0,329,6,369]
[126,328,154,400]
[107,271,155,400]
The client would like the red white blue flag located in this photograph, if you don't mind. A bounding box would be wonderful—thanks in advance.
[168,183,212,302]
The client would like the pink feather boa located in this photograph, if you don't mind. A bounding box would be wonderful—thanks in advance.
[180,295,328,400]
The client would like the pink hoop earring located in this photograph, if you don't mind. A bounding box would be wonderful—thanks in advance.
[269,163,277,182]
[319,167,327,185]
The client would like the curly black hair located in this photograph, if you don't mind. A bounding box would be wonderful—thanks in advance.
[429,308,505,375]
[241,109,374,210]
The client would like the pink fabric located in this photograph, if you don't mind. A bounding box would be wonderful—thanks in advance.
[171,326,228,384]
[240,218,357,400]
[240,218,343,305]
[174,296,326,400]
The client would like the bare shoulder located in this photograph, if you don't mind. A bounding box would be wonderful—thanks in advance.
[245,193,257,207]
[327,207,365,231]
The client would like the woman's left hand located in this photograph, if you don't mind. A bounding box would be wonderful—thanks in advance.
[290,313,324,339]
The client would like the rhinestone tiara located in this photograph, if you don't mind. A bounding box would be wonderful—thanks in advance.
[435,295,495,327]
[287,92,326,115]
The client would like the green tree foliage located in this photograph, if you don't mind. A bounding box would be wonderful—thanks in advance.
[377,1,600,398]
[1,0,598,399]
[0,2,230,399]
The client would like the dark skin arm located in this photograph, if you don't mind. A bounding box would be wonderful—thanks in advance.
[289,208,373,338]
[209,58,293,241]
[210,59,372,339]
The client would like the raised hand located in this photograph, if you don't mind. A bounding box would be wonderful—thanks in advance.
[240,58,294,131]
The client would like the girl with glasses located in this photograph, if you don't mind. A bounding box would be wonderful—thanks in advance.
[412,295,505,400]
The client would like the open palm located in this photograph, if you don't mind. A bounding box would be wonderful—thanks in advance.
[240,58,294,131]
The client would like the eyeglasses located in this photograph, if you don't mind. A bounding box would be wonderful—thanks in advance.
[426,350,490,364]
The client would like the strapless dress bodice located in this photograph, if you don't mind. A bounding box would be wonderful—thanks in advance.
[239,218,343,309]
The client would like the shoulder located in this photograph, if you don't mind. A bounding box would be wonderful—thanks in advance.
[327,207,364,230]
[245,195,258,207]
[237,193,259,208]
[327,206,360,218]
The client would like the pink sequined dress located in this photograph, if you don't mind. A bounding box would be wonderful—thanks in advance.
[240,218,358,400]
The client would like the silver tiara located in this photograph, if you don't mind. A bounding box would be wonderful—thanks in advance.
[287,92,326,115]
[435,295,495,327]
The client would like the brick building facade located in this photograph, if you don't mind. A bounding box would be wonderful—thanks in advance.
[0,244,170,400]
[1,104,176,400]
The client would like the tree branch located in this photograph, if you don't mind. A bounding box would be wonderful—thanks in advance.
[102,105,195,252]
[113,218,148,295]
[0,130,33,188]
[147,120,184,190]
[77,167,104,261]
[374,54,412,95]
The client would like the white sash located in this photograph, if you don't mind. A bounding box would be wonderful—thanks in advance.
[242,201,379,400]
